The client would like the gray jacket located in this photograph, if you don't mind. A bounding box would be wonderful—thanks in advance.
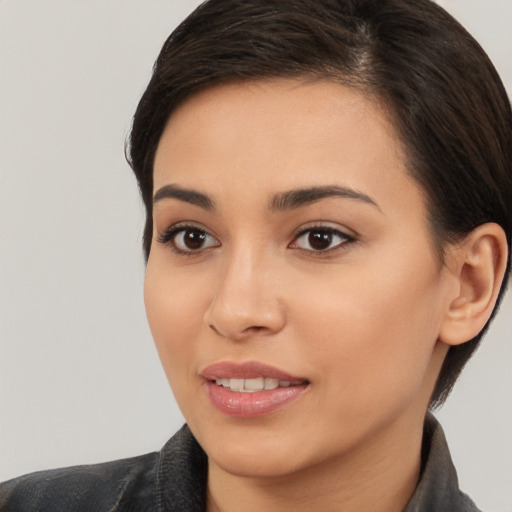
[0,415,481,511]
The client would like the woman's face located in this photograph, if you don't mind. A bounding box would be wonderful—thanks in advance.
[145,80,453,478]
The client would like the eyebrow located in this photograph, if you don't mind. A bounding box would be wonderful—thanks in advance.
[152,183,380,213]
[270,185,380,212]
[153,184,215,210]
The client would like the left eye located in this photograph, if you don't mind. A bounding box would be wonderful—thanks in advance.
[291,228,351,252]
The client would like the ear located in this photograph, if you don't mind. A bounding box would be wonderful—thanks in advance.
[439,223,509,346]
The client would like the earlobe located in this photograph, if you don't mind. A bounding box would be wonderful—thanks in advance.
[439,223,508,346]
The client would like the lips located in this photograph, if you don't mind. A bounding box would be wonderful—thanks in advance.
[202,361,306,381]
[201,361,309,417]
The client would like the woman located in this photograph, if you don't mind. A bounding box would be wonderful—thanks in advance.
[1,0,510,510]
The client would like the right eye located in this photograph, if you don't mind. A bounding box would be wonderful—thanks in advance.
[158,226,220,254]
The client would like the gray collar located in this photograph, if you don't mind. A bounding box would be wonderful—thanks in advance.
[404,413,481,511]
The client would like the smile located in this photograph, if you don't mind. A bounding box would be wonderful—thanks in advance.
[202,362,309,417]
[215,377,303,392]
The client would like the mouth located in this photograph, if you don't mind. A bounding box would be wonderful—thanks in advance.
[214,377,305,393]
[201,361,309,417]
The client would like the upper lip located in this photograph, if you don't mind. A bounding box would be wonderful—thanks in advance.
[201,361,307,382]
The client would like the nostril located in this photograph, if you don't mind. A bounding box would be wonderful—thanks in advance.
[204,293,286,340]
[244,325,266,333]
[208,323,269,340]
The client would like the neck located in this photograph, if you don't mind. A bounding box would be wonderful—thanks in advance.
[206,415,424,512]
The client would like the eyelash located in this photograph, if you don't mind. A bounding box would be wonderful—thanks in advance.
[290,225,356,255]
[157,223,219,256]
[157,223,356,256]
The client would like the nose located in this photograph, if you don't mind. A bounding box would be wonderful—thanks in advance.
[203,247,286,341]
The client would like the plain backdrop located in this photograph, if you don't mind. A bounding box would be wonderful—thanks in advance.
[0,1,510,510]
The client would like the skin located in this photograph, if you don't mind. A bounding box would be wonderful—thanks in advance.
[144,79,501,512]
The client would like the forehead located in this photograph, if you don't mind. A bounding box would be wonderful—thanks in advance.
[153,79,423,219]
[157,79,397,162]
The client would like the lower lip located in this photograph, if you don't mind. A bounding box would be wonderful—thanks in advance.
[205,381,308,418]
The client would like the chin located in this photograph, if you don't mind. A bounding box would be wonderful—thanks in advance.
[209,446,305,479]
[197,423,309,478]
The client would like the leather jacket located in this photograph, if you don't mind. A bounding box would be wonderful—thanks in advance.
[0,414,481,511]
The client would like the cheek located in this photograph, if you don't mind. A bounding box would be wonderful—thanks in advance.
[144,260,209,388]
[288,251,445,414]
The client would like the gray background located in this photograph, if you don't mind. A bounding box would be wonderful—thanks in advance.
[0,1,510,510]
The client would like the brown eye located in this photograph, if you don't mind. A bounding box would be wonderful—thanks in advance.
[169,227,219,253]
[292,228,351,253]
[308,231,333,251]
[182,229,207,250]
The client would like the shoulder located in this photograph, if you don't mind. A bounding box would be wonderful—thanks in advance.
[0,425,206,512]
[0,451,159,512]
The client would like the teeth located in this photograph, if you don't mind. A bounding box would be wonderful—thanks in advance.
[264,378,279,390]
[215,377,300,392]
[229,378,245,391]
[244,377,264,390]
